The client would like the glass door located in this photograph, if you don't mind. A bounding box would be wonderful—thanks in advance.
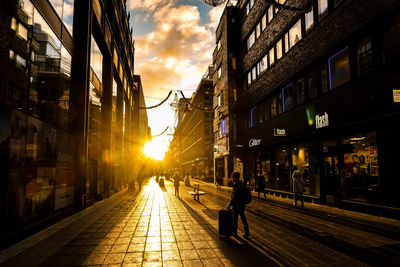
[323,155,338,204]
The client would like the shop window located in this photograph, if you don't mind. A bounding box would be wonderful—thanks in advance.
[289,20,302,49]
[273,147,290,191]
[305,7,314,31]
[318,0,328,19]
[297,79,305,105]
[276,39,283,60]
[292,144,310,194]
[342,131,380,203]
[282,83,295,112]
[258,103,265,124]
[306,68,318,99]
[270,96,277,118]
[328,47,350,89]
[357,36,373,76]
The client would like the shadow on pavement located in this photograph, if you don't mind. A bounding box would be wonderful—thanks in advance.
[177,197,279,266]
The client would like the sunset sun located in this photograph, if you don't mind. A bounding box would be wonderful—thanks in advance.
[143,139,168,160]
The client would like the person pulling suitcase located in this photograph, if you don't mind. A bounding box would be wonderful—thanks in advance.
[227,172,250,238]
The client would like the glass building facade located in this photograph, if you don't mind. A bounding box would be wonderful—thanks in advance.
[0,0,146,245]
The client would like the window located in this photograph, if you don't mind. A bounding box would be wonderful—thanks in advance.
[297,79,305,105]
[276,39,283,60]
[268,6,274,23]
[218,93,224,107]
[284,33,289,53]
[11,17,17,30]
[282,83,295,112]
[328,47,350,89]
[63,0,74,35]
[342,131,380,202]
[217,38,221,50]
[217,64,222,78]
[269,47,275,66]
[249,107,256,128]
[260,54,268,72]
[248,31,255,50]
[289,20,302,49]
[221,119,226,135]
[255,23,260,39]
[307,68,318,99]
[305,8,314,31]
[357,36,373,76]
[15,54,26,68]
[91,36,103,83]
[247,72,252,86]
[318,0,328,18]
[321,62,329,93]
[252,67,257,81]
[383,14,400,61]
[262,14,267,31]
[9,49,14,61]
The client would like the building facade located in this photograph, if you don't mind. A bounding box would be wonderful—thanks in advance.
[175,67,214,181]
[0,0,146,246]
[225,0,400,216]
[212,4,241,185]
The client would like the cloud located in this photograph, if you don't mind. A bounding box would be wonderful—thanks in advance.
[205,3,225,31]
[129,0,176,12]
[135,4,215,93]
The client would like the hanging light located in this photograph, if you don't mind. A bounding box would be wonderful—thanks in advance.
[202,0,227,7]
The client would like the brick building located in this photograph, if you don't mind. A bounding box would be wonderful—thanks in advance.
[216,0,400,217]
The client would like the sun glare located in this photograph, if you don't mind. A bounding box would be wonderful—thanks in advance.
[143,139,168,160]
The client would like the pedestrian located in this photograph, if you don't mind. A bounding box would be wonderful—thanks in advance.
[228,172,250,238]
[292,168,305,208]
[216,171,223,189]
[137,166,144,191]
[256,173,267,199]
[173,172,180,197]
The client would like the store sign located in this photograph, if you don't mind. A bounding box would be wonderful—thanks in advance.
[249,139,261,147]
[315,112,329,129]
[274,128,287,136]
[393,89,400,102]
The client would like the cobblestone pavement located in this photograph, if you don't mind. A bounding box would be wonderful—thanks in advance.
[39,179,276,267]
[2,177,400,267]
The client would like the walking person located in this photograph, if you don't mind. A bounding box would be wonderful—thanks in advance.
[216,171,223,189]
[228,172,250,238]
[256,173,267,199]
[173,172,180,197]
[292,168,305,208]
[137,171,143,192]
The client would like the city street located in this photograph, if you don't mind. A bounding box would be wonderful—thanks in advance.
[1,177,400,266]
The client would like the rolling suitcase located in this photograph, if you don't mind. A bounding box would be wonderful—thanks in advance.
[218,208,233,237]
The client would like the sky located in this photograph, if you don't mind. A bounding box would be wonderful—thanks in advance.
[128,0,226,157]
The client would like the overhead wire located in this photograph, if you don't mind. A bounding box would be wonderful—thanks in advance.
[151,126,169,137]
[138,90,173,109]
[178,90,214,112]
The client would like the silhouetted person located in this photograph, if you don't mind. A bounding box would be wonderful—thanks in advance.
[137,169,144,191]
[216,171,223,189]
[173,172,180,197]
[292,169,305,208]
[256,174,267,199]
[228,172,250,238]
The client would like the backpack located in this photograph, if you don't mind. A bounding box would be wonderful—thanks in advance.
[244,186,252,204]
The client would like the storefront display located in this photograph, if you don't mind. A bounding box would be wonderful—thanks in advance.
[342,131,380,202]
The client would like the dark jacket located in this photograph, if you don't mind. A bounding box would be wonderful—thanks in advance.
[229,180,246,209]
[256,175,266,192]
